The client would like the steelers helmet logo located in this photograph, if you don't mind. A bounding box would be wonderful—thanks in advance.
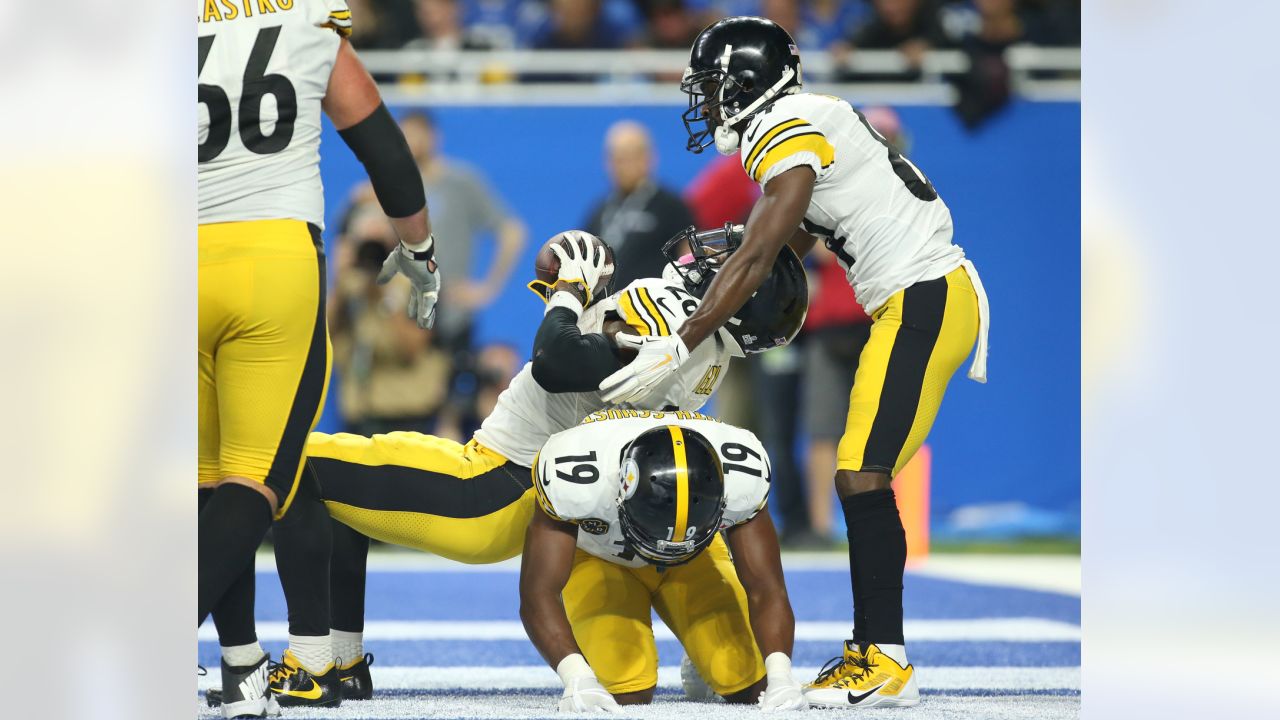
[620,459,641,500]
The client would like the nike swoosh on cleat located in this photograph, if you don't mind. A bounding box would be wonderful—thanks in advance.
[274,680,323,700]
[847,684,886,705]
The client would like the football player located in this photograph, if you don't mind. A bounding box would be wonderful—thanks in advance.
[198,1,440,716]
[210,229,807,704]
[522,416,806,711]
[598,17,992,709]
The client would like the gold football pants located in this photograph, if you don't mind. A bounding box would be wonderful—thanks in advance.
[837,265,980,475]
[198,220,332,518]
[562,535,766,696]
[305,431,534,564]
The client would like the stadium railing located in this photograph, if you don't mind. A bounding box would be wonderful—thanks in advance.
[361,47,1081,106]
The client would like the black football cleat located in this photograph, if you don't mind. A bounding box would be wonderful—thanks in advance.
[338,653,375,700]
[267,649,343,708]
[207,654,280,718]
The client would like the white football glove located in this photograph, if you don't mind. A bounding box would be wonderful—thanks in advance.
[549,234,608,303]
[599,333,690,404]
[758,653,808,711]
[376,235,441,330]
[556,654,621,714]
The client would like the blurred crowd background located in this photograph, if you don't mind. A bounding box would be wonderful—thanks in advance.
[346,0,1079,56]
[317,0,1080,550]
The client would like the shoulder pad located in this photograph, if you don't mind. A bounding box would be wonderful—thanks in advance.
[532,426,616,522]
[712,423,772,528]
[612,278,695,337]
[740,97,832,184]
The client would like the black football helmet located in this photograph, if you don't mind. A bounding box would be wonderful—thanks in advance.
[662,223,808,356]
[616,426,726,567]
[681,16,804,155]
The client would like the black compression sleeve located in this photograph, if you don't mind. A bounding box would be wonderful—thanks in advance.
[531,307,625,393]
[337,103,426,218]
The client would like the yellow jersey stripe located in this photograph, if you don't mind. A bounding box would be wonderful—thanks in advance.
[636,288,671,336]
[669,425,689,542]
[329,11,353,19]
[742,119,810,176]
[753,133,836,182]
[617,291,653,335]
[322,20,353,36]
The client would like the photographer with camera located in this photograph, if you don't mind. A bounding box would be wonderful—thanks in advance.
[329,202,451,436]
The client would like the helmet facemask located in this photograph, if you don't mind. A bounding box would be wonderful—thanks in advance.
[680,68,744,155]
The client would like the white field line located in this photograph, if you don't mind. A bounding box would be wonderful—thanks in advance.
[197,665,1080,692]
[198,618,1079,643]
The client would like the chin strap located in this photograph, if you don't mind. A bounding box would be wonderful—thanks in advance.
[716,65,793,155]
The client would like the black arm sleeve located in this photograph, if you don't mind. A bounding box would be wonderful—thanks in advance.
[337,103,426,219]
[531,308,626,393]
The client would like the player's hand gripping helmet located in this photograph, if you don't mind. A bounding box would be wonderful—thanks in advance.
[616,426,726,567]
[681,16,804,155]
[662,223,809,357]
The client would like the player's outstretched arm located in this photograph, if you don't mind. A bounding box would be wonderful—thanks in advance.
[679,166,815,351]
[323,39,441,329]
[599,167,814,404]
[519,509,621,713]
[726,507,808,711]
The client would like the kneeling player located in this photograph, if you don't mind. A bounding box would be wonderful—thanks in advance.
[522,416,807,711]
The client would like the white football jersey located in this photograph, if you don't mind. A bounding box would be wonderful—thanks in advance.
[473,279,732,467]
[739,92,965,313]
[197,0,353,228]
[534,415,771,568]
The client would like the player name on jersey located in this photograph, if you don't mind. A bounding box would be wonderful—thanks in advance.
[200,0,300,24]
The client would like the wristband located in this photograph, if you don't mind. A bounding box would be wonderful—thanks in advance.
[401,234,435,261]
[555,653,593,685]
[764,652,793,681]
[546,291,585,317]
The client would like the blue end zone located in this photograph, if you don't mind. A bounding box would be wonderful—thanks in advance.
[242,569,1080,623]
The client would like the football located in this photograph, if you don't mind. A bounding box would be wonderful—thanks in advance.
[533,230,616,298]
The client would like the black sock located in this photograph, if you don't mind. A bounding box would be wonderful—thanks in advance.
[200,489,260,649]
[272,469,332,637]
[841,488,907,646]
[330,519,370,633]
[199,484,273,626]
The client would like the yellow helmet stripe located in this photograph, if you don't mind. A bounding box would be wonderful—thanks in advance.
[669,425,689,541]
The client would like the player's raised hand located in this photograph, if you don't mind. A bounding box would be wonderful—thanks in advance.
[555,654,621,713]
[377,235,441,329]
[599,333,690,404]
[758,653,809,711]
[549,234,608,305]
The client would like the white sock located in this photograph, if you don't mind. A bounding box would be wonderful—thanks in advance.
[875,643,909,666]
[288,633,333,673]
[331,629,364,668]
[221,642,265,668]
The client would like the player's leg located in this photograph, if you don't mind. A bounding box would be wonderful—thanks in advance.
[561,551,662,703]
[652,535,767,704]
[209,220,337,708]
[307,431,534,563]
[329,517,374,700]
[807,267,979,708]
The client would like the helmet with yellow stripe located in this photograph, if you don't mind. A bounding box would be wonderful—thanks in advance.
[616,426,726,567]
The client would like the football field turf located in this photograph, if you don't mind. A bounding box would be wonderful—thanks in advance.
[197,553,1080,719]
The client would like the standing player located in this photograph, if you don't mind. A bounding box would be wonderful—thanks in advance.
[198,1,439,715]
[600,17,991,708]
[521,416,807,711]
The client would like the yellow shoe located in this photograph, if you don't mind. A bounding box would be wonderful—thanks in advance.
[803,641,920,708]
